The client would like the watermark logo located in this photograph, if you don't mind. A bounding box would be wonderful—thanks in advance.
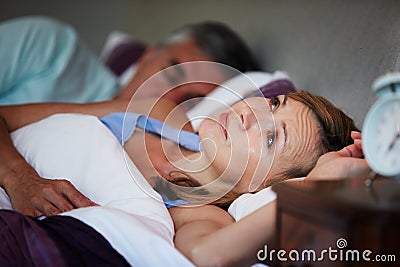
[257,237,396,263]
[336,238,347,249]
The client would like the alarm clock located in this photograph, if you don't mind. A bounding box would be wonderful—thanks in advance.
[362,72,400,177]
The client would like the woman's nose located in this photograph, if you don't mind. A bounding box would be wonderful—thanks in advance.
[239,106,257,130]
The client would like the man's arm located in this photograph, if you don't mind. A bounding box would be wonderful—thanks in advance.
[0,97,189,131]
[0,97,186,216]
[0,115,98,216]
[0,100,128,132]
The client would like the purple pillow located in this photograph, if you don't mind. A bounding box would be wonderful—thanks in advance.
[244,79,296,99]
[260,79,296,98]
[103,41,147,76]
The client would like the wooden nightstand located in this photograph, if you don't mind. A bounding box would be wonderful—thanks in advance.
[271,177,400,267]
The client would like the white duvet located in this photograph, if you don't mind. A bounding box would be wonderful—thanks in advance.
[3,114,194,267]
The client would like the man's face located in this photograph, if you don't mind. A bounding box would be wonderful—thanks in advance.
[118,39,226,104]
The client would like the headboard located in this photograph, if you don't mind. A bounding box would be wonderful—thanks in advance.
[127,0,400,127]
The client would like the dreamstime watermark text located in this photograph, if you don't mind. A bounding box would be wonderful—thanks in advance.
[257,238,396,263]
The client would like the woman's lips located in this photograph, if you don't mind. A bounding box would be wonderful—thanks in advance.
[219,113,228,139]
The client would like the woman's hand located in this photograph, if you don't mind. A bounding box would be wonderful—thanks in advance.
[307,131,372,180]
[3,167,97,217]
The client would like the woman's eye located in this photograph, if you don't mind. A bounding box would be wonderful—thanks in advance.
[267,132,276,148]
[269,97,280,111]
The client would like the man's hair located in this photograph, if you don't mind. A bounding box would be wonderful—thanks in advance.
[158,21,261,73]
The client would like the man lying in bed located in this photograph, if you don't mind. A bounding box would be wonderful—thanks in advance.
[0,16,260,105]
[0,86,370,266]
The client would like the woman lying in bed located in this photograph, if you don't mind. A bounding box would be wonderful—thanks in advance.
[0,89,368,266]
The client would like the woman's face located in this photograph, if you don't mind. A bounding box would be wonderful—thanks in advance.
[198,95,320,193]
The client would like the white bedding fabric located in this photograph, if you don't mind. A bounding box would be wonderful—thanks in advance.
[228,187,276,221]
[0,113,272,266]
[6,114,194,267]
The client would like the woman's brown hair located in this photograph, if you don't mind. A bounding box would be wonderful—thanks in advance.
[289,90,359,153]
[153,171,240,210]
[263,90,359,187]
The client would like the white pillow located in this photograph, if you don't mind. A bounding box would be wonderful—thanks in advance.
[228,177,305,221]
[228,187,277,221]
[7,114,192,266]
[9,114,174,229]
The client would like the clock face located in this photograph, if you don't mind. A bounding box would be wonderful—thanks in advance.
[362,95,400,177]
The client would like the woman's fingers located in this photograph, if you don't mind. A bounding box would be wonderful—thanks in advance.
[350,131,363,153]
[337,143,363,158]
[351,131,362,140]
